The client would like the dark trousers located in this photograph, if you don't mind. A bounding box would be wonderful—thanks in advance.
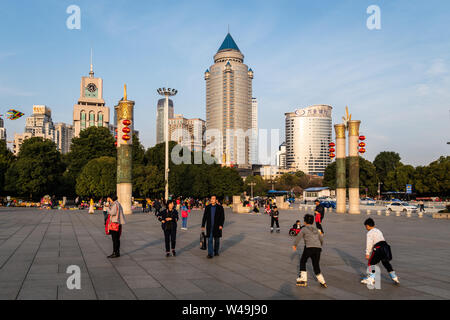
[369,243,394,272]
[315,222,324,233]
[208,234,220,256]
[110,226,122,254]
[271,218,280,228]
[299,247,322,275]
[164,228,177,252]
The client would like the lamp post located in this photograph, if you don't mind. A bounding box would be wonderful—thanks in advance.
[157,87,178,202]
[249,182,256,199]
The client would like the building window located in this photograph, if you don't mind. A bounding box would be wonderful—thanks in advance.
[89,112,95,127]
[81,111,86,129]
[98,113,103,127]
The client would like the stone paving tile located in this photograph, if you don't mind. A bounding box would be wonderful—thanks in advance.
[1,208,450,300]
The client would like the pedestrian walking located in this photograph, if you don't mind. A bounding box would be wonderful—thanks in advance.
[141,198,147,213]
[361,218,400,285]
[180,202,190,230]
[106,196,126,258]
[292,214,327,288]
[153,199,162,217]
[314,199,325,234]
[160,200,179,257]
[102,198,108,225]
[419,200,425,213]
[201,195,225,259]
[270,205,280,233]
[89,198,95,214]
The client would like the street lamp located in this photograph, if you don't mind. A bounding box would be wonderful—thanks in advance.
[157,87,178,202]
[249,182,256,199]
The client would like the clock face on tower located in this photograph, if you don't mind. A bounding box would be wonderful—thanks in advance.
[85,83,98,98]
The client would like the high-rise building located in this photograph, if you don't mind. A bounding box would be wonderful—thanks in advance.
[0,117,6,141]
[156,98,174,145]
[250,97,258,164]
[72,62,110,137]
[168,114,206,152]
[276,142,287,169]
[285,105,332,176]
[13,105,56,155]
[205,33,254,167]
[55,122,74,154]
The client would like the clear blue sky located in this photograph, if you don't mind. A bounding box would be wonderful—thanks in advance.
[1,0,449,166]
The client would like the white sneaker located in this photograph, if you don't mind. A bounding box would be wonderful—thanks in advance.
[361,276,375,285]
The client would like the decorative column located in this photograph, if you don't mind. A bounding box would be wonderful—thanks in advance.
[334,124,347,214]
[348,120,361,214]
[116,85,134,215]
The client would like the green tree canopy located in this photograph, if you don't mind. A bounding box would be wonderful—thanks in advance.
[5,137,65,199]
[64,127,116,195]
[75,156,116,198]
[373,151,402,186]
[0,140,15,195]
[244,175,269,196]
[323,157,378,196]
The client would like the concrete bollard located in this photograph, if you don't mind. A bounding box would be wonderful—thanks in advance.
[377,210,382,216]
[367,209,371,215]
[406,212,412,218]
[385,211,390,216]
[396,212,401,217]
[418,212,423,218]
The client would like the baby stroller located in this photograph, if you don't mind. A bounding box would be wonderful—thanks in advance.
[289,221,303,236]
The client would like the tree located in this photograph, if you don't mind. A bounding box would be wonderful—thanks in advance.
[65,127,116,187]
[0,140,15,195]
[244,175,269,196]
[132,133,145,166]
[384,164,415,192]
[75,157,116,197]
[373,151,402,186]
[414,156,450,196]
[5,137,65,199]
[133,164,164,197]
[323,157,378,197]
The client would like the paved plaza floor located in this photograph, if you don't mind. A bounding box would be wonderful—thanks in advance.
[0,207,449,300]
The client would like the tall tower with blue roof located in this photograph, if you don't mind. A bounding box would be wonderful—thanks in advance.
[205,33,254,168]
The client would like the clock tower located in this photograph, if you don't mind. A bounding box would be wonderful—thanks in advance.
[73,59,110,137]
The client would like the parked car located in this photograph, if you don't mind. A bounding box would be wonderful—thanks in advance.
[360,197,376,205]
[386,202,418,213]
[320,201,336,209]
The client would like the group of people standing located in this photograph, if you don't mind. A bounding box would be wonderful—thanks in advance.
[101,194,400,289]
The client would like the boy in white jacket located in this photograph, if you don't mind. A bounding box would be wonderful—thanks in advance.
[361,218,399,285]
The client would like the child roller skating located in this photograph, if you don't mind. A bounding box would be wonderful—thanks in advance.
[270,206,280,233]
[361,218,400,286]
[292,214,327,288]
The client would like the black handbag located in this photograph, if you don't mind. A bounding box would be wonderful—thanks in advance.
[200,232,207,250]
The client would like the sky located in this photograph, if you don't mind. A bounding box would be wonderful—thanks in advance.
[0,0,449,166]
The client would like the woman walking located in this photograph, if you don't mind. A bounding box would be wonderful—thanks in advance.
[180,202,190,230]
[160,200,179,257]
[106,196,126,258]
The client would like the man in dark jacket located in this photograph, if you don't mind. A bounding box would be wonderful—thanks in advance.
[201,195,225,259]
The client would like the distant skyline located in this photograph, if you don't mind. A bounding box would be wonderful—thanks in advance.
[0,0,449,166]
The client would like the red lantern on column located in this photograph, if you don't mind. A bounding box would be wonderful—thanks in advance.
[329,153,336,158]
[359,142,366,148]
[122,127,131,134]
[329,148,335,153]
[359,148,366,154]
[359,135,366,141]
[122,134,131,141]
[123,119,131,126]
[329,142,335,147]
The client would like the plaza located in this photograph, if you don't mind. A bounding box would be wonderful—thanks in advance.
[0,207,449,300]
